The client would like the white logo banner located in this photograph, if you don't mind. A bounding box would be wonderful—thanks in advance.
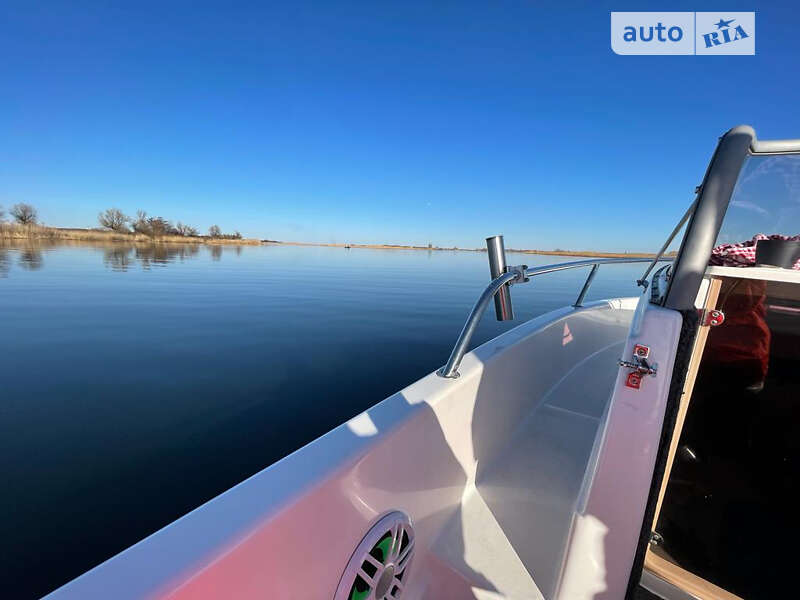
[611,12,755,55]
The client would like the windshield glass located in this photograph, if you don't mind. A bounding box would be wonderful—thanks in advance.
[713,154,800,268]
[719,154,800,243]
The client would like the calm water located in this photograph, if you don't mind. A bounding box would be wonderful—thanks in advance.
[0,242,644,598]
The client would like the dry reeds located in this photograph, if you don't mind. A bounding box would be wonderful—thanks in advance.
[0,223,261,245]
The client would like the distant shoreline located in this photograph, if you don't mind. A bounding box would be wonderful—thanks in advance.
[0,225,261,246]
[1,225,670,258]
[264,240,670,259]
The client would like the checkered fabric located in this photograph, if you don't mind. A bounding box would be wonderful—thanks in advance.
[710,233,800,269]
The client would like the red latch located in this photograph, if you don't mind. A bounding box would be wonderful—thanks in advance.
[626,371,643,389]
[620,344,656,390]
[704,309,725,327]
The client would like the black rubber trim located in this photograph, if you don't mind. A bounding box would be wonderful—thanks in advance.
[624,308,699,599]
[664,126,754,310]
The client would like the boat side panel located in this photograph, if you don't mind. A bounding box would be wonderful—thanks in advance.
[45,300,637,600]
[557,303,683,600]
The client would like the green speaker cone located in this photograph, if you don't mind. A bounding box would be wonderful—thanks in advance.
[335,512,415,600]
[374,533,393,563]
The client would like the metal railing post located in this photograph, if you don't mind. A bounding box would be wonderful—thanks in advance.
[486,235,514,320]
[573,264,599,307]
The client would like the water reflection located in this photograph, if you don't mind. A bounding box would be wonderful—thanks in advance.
[18,248,44,270]
[0,241,239,276]
[134,244,201,270]
[0,249,9,277]
[103,244,206,271]
[103,247,135,272]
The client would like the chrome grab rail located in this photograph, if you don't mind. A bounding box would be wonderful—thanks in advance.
[436,256,673,379]
[637,199,696,287]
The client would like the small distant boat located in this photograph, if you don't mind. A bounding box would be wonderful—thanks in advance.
[47,126,800,600]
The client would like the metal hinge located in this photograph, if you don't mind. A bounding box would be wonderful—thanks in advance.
[619,344,658,389]
[505,265,529,285]
[650,531,664,546]
[618,357,658,376]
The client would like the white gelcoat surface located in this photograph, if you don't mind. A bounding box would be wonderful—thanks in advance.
[706,264,800,284]
[46,297,660,600]
[557,299,683,600]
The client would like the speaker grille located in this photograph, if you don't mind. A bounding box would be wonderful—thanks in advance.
[334,512,415,600]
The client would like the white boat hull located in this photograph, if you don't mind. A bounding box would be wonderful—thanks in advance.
[48,298,644,599]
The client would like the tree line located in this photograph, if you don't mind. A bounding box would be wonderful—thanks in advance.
[99,208,242,239]
[0,203,242,240]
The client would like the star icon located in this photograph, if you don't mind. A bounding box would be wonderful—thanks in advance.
[715,18,735,29]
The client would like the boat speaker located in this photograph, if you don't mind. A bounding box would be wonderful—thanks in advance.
[334,511,415,600]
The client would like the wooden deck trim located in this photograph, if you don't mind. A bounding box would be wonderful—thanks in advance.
[652,276,722,525]
[644,551,743,600]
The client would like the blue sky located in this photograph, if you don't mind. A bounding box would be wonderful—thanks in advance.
[1,1,798,251]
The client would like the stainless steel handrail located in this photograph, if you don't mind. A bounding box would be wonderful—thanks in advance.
[637,199,696,288]
[574,263,599,308]
[436,256,673,379]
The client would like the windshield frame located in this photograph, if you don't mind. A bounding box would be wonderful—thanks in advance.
[663,126,800,310]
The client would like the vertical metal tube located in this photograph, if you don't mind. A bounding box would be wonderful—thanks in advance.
[573,264,599,307]
[486,235,513,321]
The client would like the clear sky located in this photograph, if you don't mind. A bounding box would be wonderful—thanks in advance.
[2,1,798,251]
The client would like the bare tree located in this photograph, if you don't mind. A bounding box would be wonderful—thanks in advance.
[175,222,198,237]
[131,210,151,235]
[146,216,175,237]
[11,203,37,225]
[98,208,129,232]
[0,205,5,222]
[208,224,222,238]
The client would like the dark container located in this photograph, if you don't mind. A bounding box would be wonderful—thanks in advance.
[755,238,800,268]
